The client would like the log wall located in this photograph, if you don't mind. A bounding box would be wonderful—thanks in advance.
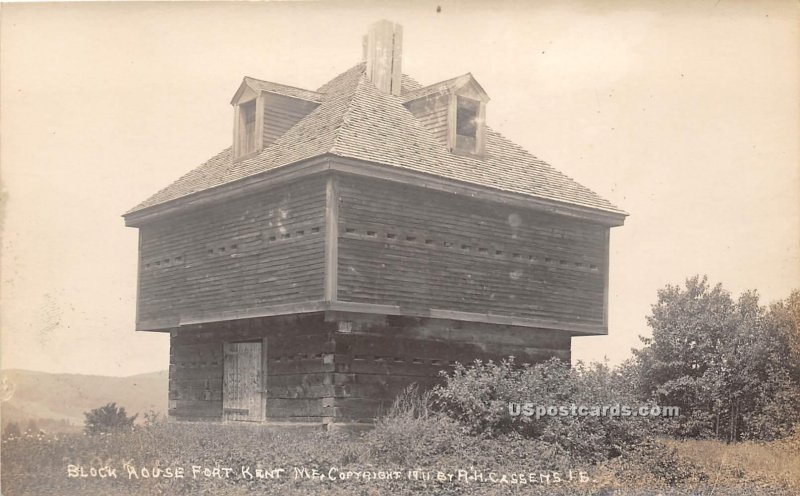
[169,314,337,422]
[327,314,570,421]
[168,312,570,423]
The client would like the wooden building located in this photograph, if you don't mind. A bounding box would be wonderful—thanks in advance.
[123,21,627,424]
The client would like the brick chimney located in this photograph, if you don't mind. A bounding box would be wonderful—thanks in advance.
[362,20,403,96]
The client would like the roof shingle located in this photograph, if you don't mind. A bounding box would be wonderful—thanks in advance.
[127,63,624,216]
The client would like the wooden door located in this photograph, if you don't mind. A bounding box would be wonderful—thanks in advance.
[223,341,263,421]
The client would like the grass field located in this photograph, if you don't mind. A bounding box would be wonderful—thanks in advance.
[2,421,798,495]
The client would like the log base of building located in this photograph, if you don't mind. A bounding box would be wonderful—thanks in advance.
[167,311,571,424]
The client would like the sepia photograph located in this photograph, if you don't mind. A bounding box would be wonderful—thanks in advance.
[1,1,798,494]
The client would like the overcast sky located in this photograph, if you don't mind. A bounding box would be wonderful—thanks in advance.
[1,1,798,376]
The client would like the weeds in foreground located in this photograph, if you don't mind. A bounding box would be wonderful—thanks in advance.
[2,409,799,495]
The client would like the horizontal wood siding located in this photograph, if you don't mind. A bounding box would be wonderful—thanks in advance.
[262,94,319,147]
[138,177,326,327]
[337,175,608,326]
[405,93,450,145]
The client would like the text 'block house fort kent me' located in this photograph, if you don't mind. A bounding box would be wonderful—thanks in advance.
[123,20,627,425]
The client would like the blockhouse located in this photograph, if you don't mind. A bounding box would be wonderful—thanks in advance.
[123,20,627,424]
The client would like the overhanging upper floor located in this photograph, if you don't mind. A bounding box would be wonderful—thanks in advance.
[127,157,622,336]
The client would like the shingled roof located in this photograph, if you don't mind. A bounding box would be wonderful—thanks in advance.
[127,63,625,216]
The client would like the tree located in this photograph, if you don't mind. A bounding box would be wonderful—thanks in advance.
[632,276,734,437]
[747,289,800,439]
[632,276,800,441]
[84,403,138,435]
[768,289,800,378]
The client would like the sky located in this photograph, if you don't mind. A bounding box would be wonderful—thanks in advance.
[1,0,798,376]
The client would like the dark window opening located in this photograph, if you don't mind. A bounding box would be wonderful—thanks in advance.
[456,97,479,138]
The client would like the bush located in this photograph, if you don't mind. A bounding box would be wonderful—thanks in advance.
[366,385,583,476]
[83,402,138,435]
[364,385,470,465]
[142,409,163,428]
[432,358,653,464]
[596,438,709,489]
[3,421,21,438]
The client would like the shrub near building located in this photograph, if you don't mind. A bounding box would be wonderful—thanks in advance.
[432,358,653,464]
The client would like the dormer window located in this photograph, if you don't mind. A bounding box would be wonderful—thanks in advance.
[233,96,263,160]
[402,73,489,157]
[455,96,480,152]
[230,77,322,161]
[449,92,486,156]
[239,100,257,154]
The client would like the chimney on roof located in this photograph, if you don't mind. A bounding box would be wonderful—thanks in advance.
[362,20,403,96]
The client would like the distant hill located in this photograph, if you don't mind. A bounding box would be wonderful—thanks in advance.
[0,369,167,432]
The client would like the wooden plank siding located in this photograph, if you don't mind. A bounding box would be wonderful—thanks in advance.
[404,93,450,145]
[141,161,613,423]
[262,93,320,147]
[336,175,609,327]
[222,341,263,421]
[137,176,327,329]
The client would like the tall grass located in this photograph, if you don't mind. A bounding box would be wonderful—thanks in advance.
[668,431,800,490]
[2,407,798,495]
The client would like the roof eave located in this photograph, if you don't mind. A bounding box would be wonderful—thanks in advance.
[229,78,252,105]
[233,76,324,104]
[123,154,627,228]
[403,73,490,103]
